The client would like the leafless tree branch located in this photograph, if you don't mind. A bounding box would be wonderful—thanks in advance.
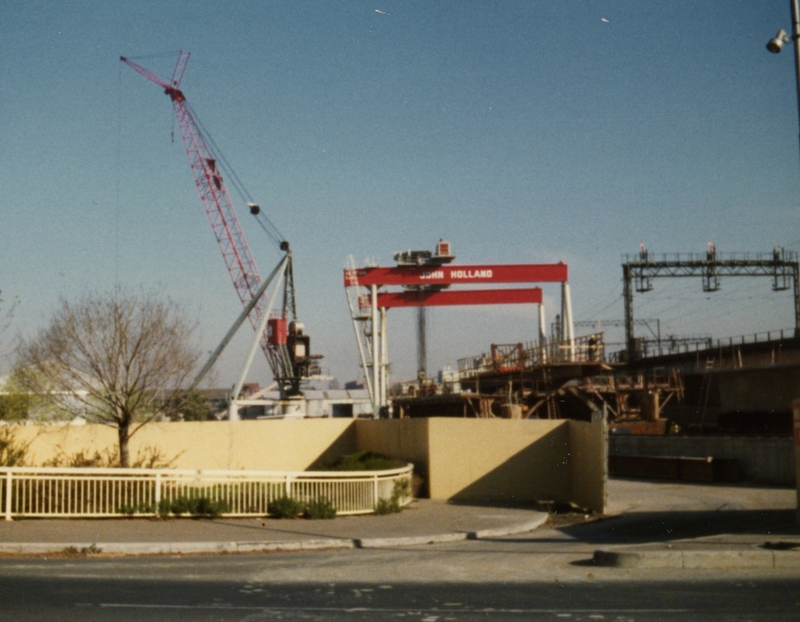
[15,289,202,467]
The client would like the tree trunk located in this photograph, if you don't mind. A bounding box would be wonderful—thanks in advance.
[118,424,130,468]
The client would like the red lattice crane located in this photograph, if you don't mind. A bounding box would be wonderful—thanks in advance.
[121,52,314,397]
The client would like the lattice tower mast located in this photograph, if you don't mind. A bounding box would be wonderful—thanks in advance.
[121,52,295,387]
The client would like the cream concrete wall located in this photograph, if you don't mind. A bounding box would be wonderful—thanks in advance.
[12,419,357,471]
[355,419,430,485]
[358,418,605,512]
[8,416,606,513]
[568,416,607,514]
[425,418,572,503]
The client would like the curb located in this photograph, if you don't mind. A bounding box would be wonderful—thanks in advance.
[0,538,356,556]
[467,515,549,540]
[592,548,800,569]
[0,518,549,556]
[356,532,467,548]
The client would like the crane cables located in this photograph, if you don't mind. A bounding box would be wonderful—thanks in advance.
[186,101,286,253]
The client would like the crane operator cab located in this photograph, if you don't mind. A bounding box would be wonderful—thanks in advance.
[287,321,313,378]
[267,317,320,386]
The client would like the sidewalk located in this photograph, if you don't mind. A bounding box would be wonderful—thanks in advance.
[0,478,798,568]
[522,478,800,569]
[0,498,548,555]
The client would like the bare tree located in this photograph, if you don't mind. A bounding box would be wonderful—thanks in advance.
[0,289,19,363]
[16,289,202,467]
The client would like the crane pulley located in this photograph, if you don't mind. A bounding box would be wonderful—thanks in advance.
[121,52,317,397]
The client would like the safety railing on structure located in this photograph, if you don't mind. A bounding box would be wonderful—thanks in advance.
[0,465,413,520]
[457,333,605,379]
[607,327,798,365]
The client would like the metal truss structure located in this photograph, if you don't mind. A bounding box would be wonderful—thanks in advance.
[622,246,800,361]
[344,255,571,415]
[122,52,311,399]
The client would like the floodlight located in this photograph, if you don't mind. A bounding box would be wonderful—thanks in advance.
[767,29,790,53]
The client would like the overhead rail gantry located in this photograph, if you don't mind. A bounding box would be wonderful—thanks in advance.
[623,245,800,361]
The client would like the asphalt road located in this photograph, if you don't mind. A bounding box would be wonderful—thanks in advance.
[2,545,799,621]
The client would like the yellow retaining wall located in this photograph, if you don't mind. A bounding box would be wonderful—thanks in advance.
[11,419,357,471]
[568,416,608,514]
[354,418,430,491]
[355,417,606,512]
[425,418,569,502]
[9,415,607,513]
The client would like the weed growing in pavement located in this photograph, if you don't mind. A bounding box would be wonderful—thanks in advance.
[62,544,103,557]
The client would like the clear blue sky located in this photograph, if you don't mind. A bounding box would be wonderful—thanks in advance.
[2,1,799,385]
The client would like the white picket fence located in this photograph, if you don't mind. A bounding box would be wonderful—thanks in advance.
[0,465,413,520]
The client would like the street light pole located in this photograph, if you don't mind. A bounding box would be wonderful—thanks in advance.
[791,0,800,159]
[769,0,800,164]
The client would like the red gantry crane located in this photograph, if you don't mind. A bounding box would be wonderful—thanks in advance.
[121,52,316,402]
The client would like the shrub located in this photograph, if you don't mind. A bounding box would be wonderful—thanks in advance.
[170,496,194,516]
[0,427,28,466]
[374,478,411,515]
[190,497,229,518]
[304,497,337,520]
[374,497,402,515]
[326,451,406,472]
[168,496,229,518]
[44,444,178,468]
[157,498,172,518]
[118,502,155,517]
[268,496,303,519]
[120,495,229,519]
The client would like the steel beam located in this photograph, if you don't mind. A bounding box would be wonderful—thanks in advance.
[345,263,568,287]
[376,288,543,308]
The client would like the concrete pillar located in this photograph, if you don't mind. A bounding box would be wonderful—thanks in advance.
[793,400,800,522]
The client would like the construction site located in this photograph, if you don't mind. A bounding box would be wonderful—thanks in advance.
[346,242,800,433]
[121,52,800,485]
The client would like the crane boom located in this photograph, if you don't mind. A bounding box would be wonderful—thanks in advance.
[121,52,310,395]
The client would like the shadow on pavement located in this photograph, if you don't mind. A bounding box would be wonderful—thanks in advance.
[495,509,800,546]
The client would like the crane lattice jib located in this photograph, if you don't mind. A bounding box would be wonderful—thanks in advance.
[121,53,286,376]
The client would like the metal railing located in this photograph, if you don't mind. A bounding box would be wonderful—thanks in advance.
[608,327,798,364]
[0,464,413,520]
[457,333,605,378]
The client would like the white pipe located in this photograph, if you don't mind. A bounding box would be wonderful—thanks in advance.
[538,303,546,346]
[563,281,575,362]
[345,282,373,405]
[380,307,388,411]
[538,303,547,363]
[371,284,380,416]
[231,259,288,409]
[192,257,287,390]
